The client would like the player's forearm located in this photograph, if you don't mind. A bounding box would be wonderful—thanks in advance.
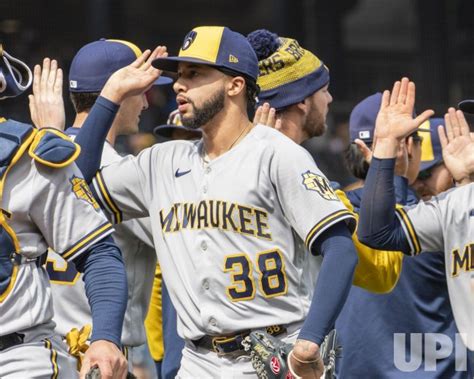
[73,236,128,346]
[298,222,357,345]
[75,96,119,183]
[358,157,410,252]
[394,175,409,205]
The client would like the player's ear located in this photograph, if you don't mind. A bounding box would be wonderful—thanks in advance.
[296,98,309,114]
[227,76,246,98]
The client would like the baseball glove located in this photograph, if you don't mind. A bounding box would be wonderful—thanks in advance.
[241,329,341,379]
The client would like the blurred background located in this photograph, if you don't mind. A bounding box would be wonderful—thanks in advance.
[1,0,473,187]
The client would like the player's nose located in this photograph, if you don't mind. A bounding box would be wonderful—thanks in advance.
[173,79,187,94]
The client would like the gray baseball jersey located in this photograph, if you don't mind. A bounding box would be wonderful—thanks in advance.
[48,140,156,347]
[396,183,474,350]
[0,152,113,336]
[91,124,355,340]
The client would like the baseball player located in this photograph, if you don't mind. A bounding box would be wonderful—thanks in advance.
[45,39,171,372]
[358,77,474,351]
[248,29,404,294]
[336,92,470,377]
[67,26,360,378]
[0,48,128,378]
[147,109,201,378]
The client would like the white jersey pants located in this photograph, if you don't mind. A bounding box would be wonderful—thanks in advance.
[0,322,78,379]
[177,325,300,379]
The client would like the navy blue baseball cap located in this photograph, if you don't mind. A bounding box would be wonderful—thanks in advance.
[349,92,428,144]
[419,118,445,172]
[0,45,32,100]
[349,93,382,144]
[69,39,172,92]
[152,26,259,82]
[458,99,474,114]
[153,109,202,138]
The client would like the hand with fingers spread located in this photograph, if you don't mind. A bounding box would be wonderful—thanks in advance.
[253,102,281,130]
[101,46,167,104]
[373,78,434,159]
[354,137,408,177]
[438,108,474,186]
[79,340,127,379]
[28,58,65,130]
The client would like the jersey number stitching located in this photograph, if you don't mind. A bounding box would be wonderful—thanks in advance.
[224,249,288,302]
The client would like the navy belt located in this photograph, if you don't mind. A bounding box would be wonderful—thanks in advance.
[193,324,286,355]
[0,332,24,352]
[11,252,47,267]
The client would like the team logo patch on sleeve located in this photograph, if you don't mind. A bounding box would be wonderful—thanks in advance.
[301,171,338,201]
[70,176,100,210]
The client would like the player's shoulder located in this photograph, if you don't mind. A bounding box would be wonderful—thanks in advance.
[251,124,312,157]
[435,182,474,205]
[146,138,198,154]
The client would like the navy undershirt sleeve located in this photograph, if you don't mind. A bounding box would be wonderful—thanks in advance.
[394,175,408,205]
[298,222,357,345]
[75,96,119,183]
[357,157,410,253]
[72,235,127,346]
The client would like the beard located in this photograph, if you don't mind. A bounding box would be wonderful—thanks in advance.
[302,102,327,138]
[181,87,226,129]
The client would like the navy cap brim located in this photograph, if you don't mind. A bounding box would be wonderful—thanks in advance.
[154,75,173,85]
[152,56,219,72]
[459,100,474,114]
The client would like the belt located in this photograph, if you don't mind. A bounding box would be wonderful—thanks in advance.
[0,332,24,352]
[193,324,286,355]
[11,252,47,268]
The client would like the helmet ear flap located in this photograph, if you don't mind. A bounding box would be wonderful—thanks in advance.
[0,46,33,100]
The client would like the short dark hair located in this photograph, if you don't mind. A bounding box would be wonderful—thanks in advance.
[344,143,370,180]
[216,66,259,109]
[69,92,100,113]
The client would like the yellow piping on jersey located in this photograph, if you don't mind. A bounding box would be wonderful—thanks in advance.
[44,338,59,379]
[0,126,36,302]
[95,171,122,224]
[62,222,113,260]
[305,209,354,249]
[396,208,421,255]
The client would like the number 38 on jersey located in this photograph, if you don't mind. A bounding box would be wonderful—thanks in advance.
[223,249,288,301]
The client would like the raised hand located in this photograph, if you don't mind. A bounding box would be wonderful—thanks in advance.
[101,46,168,104]
[373,78,434,159]
[253,102,281,129]
[28,58,65,130]
[438,108,474,185]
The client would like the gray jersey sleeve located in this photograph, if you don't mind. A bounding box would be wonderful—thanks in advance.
[269,141,355,252]
[92,147,156,223]
[30,163,113,261]
[396,197,444,255]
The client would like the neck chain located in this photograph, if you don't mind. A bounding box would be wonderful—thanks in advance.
[202,122,252,164]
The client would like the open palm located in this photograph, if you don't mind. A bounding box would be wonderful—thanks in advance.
[439,108,474,184]
[375,78,434,141]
